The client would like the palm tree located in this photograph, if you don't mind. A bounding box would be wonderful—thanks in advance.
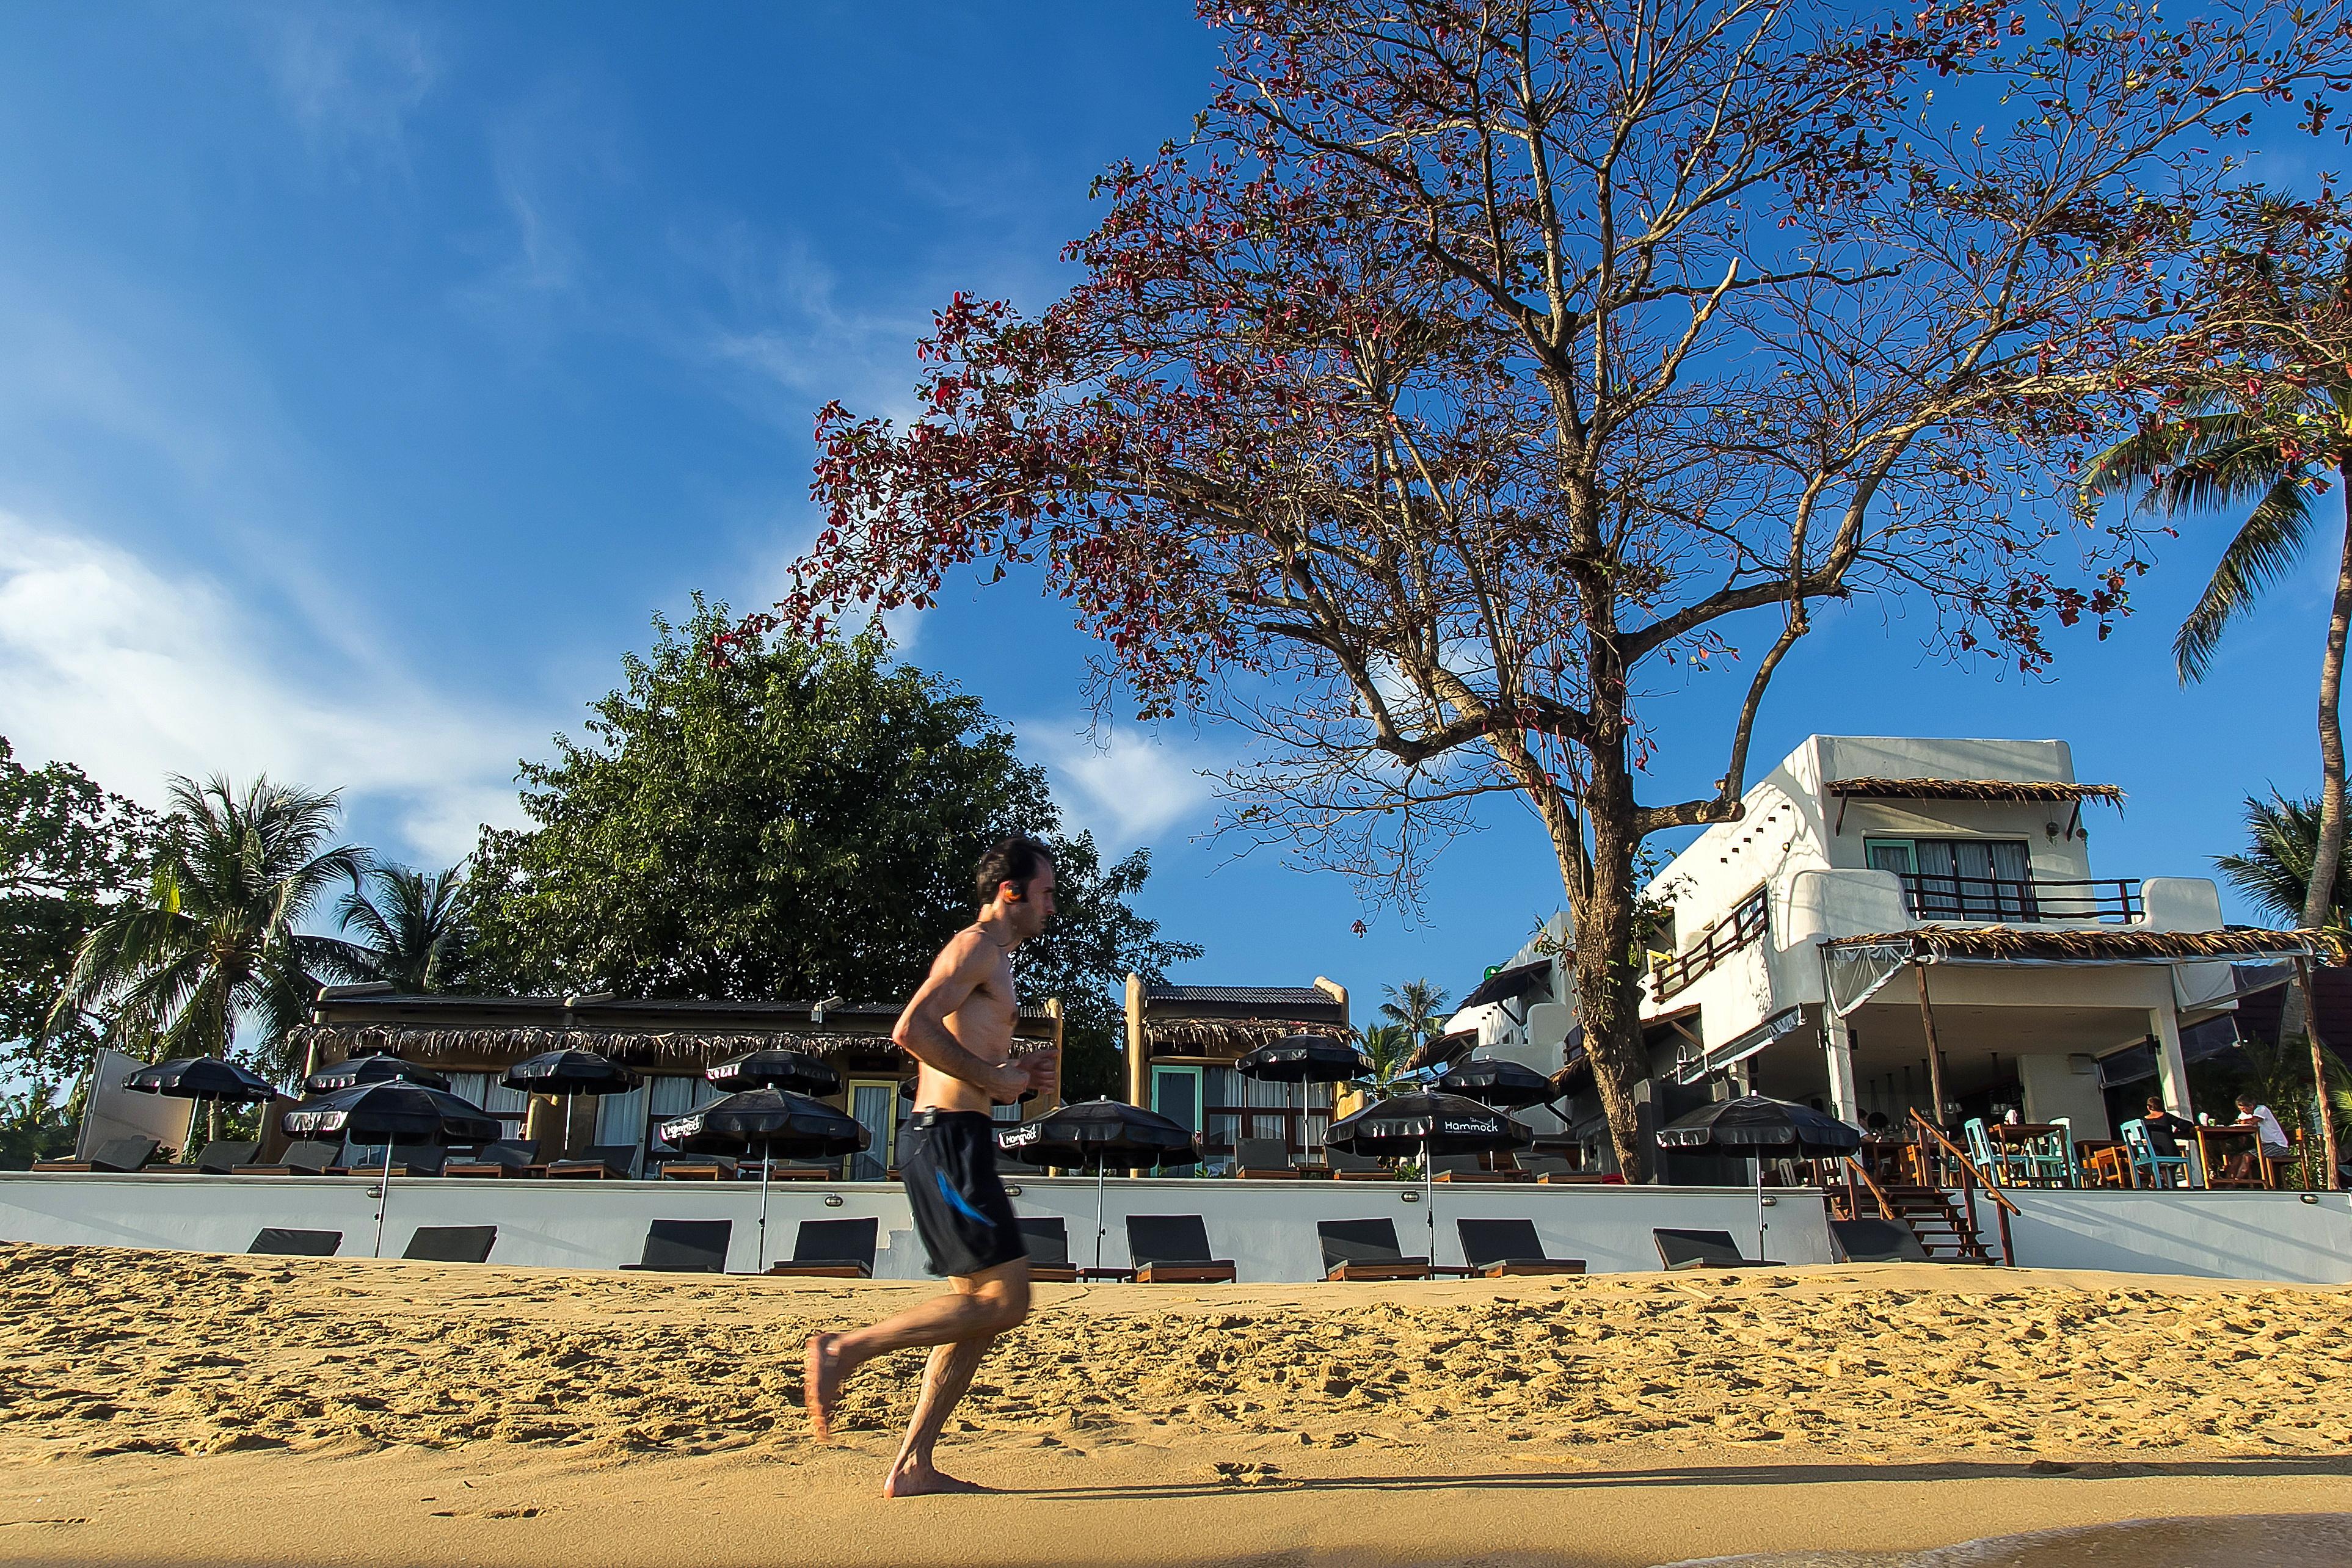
[2080,217,2352,933]
[1359,1022,1416,1089]
[1378,978,1451,1050]
[338,864,473,991]
[54,775,371,1084]
[2216,793,2352,930]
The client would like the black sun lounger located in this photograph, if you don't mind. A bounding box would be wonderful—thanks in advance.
[767,1217,878,1279]
[34,1135,161,1174]
[445,1140,540,1178]
[1017,1216,1080,1282]
[545,1144,641,1178]
[1317,1218,1433,1281]
[621,1219,733,1273]
[1126,1214,1237,1283]
[147,1140,260,1174]
[233,1139,341,1177]
[1455,1218,1586,1277]
[403,1225,498,1263]
[1827,1218,1932,1264]
[250,1227,341,1257]
[1654,1229,1780,1270]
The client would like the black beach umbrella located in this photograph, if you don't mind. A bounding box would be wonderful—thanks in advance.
[1327,1091,1533,1263]
[1236,1035,1371,1163]
[504,1049,641,1159]
[282,1082,501,1258]
[996,1098,1198,1272]
[658,1089,867,1272]
[125,1056,279,1162]
[1656,1094,1863,1262]
[707,1048,841,1098]
[1435,1058,1558,1111]
[304,1056,450,1095]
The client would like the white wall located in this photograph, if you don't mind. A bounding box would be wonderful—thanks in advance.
[0,1171,1832,1279]
[1998,1189,2352,1284]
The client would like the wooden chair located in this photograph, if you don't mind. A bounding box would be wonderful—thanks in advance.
[2119,1120,2190,1189]
[34,1135,160,1174]
[1454,1218,1584,1277]
[1316,1218,1432,1280]
[1126,1214,1237,1283]
[766,1218,878,1279]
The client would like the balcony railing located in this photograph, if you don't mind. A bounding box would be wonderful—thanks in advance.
[1897,873,2142,925]
[1652,886,1769,1001]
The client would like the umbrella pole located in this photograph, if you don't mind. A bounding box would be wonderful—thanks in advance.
[374,1138,395,1258]
[1425,1137,1436,1265]
[1757,1157,1766,1263]
[1094,1157,1107,1274]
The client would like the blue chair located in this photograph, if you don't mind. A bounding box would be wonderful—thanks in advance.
[2119,1119,2190,1189]
[2019,1117,2080,1188]
[1962,1118,2028,1184]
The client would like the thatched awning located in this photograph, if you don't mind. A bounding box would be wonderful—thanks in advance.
[1142,1017,1353,1055]
[1404,1028,1479,1075]
[1457,960,1553,1012]
[1826,777,2125,805]
[1824,925,2343,966]
[288,1023,911,1071]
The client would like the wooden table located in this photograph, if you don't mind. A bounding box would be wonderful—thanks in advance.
[2077,1139,2131,1189]
[2194,1124,2271,1189]
[1986,1123,2073,1186]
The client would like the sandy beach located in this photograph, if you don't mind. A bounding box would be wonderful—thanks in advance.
[2,1242,2349,1566]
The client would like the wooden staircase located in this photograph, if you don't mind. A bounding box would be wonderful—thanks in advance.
[1826,1178,1991,1261]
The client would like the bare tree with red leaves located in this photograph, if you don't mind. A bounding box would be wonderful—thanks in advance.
[762,0,2352,1178]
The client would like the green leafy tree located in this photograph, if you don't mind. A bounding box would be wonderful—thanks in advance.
[0,1080,78,1170]
[1377,978,1451,1051]
[468,600,1197,1098]
[1,738,161,1078]
[56,776,371,1082]
[338,865,474,991]
[1358,1022,1416,1091]
[2216,793,2352,931]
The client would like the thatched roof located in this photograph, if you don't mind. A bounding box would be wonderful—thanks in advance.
[1404,1028,1479,1075]
[289,1023,910,1070]
[1826,777,2125,805]
[1825,925,2345,965]
[1141,1017,1353,1054]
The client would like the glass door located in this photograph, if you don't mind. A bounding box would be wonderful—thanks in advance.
[847,1080,897,1181]
[1153,1067,1200,1176]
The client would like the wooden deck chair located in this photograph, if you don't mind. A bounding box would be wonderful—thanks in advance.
[147,1140,260,1174]
[1429,1154,1488,1182]
[1317,1218,1433,1281]
[402,1225,498,1263]
[1324,1149,1395,1181]
[621,1219,733,1272]
[656,1155,738,1181]
[1455,1218,1585,1277]
[1126,1214,1237,1283]
[231,1139,342,1177]
[1653,1228,1777,1270]
[445,1140,541,1178]
[1234,1138,1296,1179]
[1827,1218,1931,1263]
[343,1143,448,1177]
[545,1144,639,1179]
[249,1227,341,1257]
[1016,1216,1082,1282]
[766,1217,877,1279]
[34,1135,161,1174]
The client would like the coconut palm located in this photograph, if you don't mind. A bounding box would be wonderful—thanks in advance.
[2080,218,2352,932]
[53,775,371,1083]
[1378,978,1451,1049]
[338,864,473,992]
[2216,793,2352,931]
[1358,1022,1416,1089]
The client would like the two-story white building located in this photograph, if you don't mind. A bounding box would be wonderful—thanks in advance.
[1442,735,2329,1176]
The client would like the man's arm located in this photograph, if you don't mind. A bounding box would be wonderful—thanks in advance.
[892,932,1028,1100]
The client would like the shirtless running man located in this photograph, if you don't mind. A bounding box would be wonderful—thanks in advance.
[803,835,1060,1496]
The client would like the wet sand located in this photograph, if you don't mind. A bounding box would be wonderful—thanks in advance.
[2,1243,2348,1565]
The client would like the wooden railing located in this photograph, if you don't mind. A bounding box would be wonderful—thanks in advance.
[1897,873,2141,925]
[1909,1109,2019,1265]
[1652,886,1769,1001]
[1841,1155,1904,1224]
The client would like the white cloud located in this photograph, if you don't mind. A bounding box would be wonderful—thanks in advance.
[0,510,537,866]
[238,2,437,164]
[1027,725,1214,847]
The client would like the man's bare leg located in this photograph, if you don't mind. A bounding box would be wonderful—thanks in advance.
[803,1260,1029,1447]
[881,1335,997,1496]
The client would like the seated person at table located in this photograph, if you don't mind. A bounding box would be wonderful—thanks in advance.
[2221,1093,2293,1182]
[2137,1097,2196,1160]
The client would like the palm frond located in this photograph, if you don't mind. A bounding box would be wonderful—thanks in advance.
[2175,474,2321,682]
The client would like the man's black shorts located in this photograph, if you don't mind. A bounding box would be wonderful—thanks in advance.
[900,1110,1027,1279]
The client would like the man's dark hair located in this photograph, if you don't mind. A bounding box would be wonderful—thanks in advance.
[976,835,1054,906]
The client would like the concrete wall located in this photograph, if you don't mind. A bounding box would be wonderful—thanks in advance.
[1998,1188,2352,1285]
[0,1171,1832,1279]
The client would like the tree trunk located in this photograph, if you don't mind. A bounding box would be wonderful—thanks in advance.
[2304,473,2352,930]
[1568,761,1653,1183]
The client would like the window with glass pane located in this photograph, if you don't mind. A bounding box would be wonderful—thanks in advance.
[1869,837,2036,921]
[848,1083,895,1180]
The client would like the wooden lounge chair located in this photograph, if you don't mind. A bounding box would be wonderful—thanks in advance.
[766,1218,878,1279]
[1827,1218,1931,1264]
[1234,1138,1297,1180]
[657,1155,739,1181]
[1017,1216,1082,1282]
[233,1140,342,1177]
[147,1140,260,1174]
[1126,1214,1237,1283]
[402,1225,498,1263]
[1317,1218,1433,1281]
[1430,1154,1532,1183]
[444,1139,539,1177]
[1653,1229,1779,1270]
[620,1219,733,1273]
[544,1144,638,1179]
[343,1143,450,1177]
[1455,1218,1585,1277]
[249,1227,341,1257]
[1325,1149,1396,1181]
[34,1135,160,1174]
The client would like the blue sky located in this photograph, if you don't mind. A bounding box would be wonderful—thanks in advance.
[0,2,2343,1026]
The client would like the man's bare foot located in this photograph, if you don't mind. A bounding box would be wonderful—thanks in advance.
[883,1462,990,1498]
[803,1334,842,1442]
